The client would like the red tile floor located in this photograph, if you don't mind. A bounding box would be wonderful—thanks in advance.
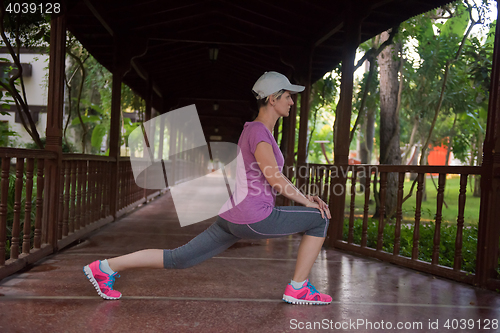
[1,192,500,332]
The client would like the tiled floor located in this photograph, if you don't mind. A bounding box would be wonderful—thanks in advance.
[1,192,499,332]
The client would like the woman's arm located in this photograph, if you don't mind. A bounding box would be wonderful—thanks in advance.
[254,141,331,219]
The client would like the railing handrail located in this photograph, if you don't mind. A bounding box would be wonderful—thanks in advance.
[0,147,57,159]
[62,153,116,162]
[297,163,482,175]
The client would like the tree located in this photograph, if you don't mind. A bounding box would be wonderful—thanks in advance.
[0,0,49,148]
[376,30,402,218]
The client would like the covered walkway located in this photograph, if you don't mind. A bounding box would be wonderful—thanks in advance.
[1,193,499,332]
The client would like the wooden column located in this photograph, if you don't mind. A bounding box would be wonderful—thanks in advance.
[109,39,126,220]
[327,15,361,245]
[284,95,297,178]
[43,14,66,248]
[296,48,313,192]
[476,6,500,288]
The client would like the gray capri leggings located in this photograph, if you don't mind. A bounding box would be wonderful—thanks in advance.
[163,206,329,269]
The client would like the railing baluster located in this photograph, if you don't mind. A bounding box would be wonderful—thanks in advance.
[314,166,320,196]
[92,161,99,222]
[377,172,387,251]
[98,161,104,218]
[69,160,77,233]
[412,173,424,260]
[104,162,109,213]
[318,167,324,199]
[322,168,330,203]
[128,163,132,206]
[432,173,446,265]
[361,168,371,248]
[10,158,24,259]
[97,161,102,219]
[34,159,44,249]
[95,161,101,218]
[75,160,83,231]
[58,161,65,239]
[63,160,70,237]
[305,165,311,196]
[0,157,11,264]
[394,172,405,255]
[89,161,95,223]
[81,161,88,227]
[22,158,34,254]
[348,169,357,244]
[454,174,468,271]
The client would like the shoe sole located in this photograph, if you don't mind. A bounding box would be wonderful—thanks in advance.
[282,294,331,305]
[83,265,122,300]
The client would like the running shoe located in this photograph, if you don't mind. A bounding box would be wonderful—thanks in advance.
[282,279,332,305]
[83,260,122,300]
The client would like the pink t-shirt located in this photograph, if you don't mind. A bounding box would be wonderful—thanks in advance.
[218,121,284,224]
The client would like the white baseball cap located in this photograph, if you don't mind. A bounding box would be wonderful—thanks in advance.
[252,71,305,99]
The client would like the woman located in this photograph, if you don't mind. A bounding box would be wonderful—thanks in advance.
[83,71,332,305]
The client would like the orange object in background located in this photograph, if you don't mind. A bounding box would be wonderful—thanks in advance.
[427,144,448,176]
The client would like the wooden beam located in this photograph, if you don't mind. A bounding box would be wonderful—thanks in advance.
[83,0,114,37]
[314,22,344,48]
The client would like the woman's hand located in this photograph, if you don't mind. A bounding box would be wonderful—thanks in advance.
[305,195,331,219]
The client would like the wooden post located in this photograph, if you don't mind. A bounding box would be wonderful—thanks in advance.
[296,48,313,192]
[281,94,297,206]
[327,14,361,246]
[476,7,500,288]
[43,14,66,249]
[109,39,125,220]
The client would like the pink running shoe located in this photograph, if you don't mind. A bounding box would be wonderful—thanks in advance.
[83,260,122,300]
[282,279,332,305]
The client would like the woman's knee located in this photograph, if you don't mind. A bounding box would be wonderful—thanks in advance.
[305,216,329,238]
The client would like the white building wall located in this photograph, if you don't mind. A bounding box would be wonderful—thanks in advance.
[0,52,49,147]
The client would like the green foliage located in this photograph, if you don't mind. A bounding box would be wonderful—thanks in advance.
[25,137,75,152]
[64,41,146,154]
[343,217,478,273]
[0,120,18,147]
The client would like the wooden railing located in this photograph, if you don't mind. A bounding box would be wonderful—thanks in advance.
[298,163,490,286]
[0,149,57,277]
[0,148,166,280]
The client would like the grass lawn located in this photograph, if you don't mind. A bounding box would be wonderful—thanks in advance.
[345,175,481,226]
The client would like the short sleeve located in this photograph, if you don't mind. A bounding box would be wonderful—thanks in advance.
[248,123,274,155]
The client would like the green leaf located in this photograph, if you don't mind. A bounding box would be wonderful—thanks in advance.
[440,4,469,38]
[91,124,107,148]
[71,115,101,125]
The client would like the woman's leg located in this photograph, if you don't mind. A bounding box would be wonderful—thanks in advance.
[293,235,325,282]
[107,249,164,272]
[84,217,240,299]
[228,206,331,305]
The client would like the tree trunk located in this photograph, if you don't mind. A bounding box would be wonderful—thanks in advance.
[374,30,401,218]
[445,113,458,166]
[359,95,375,192]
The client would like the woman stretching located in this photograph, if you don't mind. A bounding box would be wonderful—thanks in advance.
[83,71,332,305]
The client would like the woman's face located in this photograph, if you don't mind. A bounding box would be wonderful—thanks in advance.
[273,91,294,117]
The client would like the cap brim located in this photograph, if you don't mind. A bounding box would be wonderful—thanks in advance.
[284,84,305,94]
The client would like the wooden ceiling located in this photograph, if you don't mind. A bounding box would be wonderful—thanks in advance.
[64,0,452,142]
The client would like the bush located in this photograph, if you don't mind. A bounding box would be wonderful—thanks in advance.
[343,218,478,273]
